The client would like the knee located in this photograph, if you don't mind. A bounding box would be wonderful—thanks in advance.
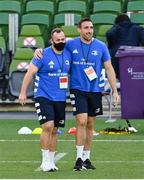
[77,119,87,127]
[52,127,58,135]
[87,122,93,131]
[42,122,54,132]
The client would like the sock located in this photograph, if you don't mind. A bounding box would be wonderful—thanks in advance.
[41,149,50,163]
[76,145,84,160]
[83,150,90,161]
[49,151,55,165]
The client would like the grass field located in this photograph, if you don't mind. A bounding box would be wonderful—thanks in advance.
[0,117,144,179]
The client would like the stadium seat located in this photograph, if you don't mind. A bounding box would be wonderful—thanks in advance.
[9,70,34,98]
[0,36,6,53]
[96,25,113,44]
[25,1,54,16]
[16,36,45,49]
[0,13,9,40]
[10,47,33,72]
[127,1,144,12]
[130,13,144,25]
[62,25,79,38]
[58,1,87,16]
[17,25,46,48]
[0,1,21,14]
[54,13,82,27]
[21,13,50,28]
[9,47,34,99]
[93,1,121,15]
[9,70,34,100]
[91,13,116,28]
[21,13,50,40]
[20,25,44,37]
[0,46,11,100]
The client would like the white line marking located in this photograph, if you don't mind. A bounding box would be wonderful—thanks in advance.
[1,160,144,164]
[0,139,144,142]
[54,152,67,163]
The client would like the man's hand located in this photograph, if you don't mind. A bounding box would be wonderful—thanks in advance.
[113,91,120,107]
[33,48,43,59]
[19,93,27,106]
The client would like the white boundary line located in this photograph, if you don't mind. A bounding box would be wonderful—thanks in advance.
[1,160,144,164]
[0,139,144,142]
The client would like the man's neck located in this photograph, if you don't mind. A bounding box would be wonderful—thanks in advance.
[80,37,92,45]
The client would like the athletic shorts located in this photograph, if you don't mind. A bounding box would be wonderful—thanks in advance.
[35,97,66,127]
[70,89,103,116]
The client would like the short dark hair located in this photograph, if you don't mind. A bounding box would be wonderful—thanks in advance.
[78,17,93,28]
[115,14,131,24]
[51,28,64,38]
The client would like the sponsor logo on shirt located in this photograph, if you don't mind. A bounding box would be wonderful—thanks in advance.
[48,61,55,68]
[72,49,79,53]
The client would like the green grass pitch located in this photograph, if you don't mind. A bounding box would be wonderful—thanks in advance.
[0,118,144,179]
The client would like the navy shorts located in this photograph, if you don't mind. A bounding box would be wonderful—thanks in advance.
[35,97,66,127]
[70,89,103,116]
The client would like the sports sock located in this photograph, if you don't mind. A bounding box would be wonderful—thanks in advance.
[83,150,90,161]
[49,151,55,164]
[76,145,84,160]
[41,149,50,163]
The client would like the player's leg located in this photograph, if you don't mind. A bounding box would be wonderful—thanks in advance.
[49,101,66,170]
[35,97,55,172]
[70,89,88,171]
[83,92,102,170]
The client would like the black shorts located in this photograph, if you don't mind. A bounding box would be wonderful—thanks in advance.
[35,97,66,127]
[70,89,103,116]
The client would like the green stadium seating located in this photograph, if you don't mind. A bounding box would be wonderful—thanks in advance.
[90,13,116,25]
[0,1,21,14]
[93,1,121,15]
[54,13,82,27]
[62,25,79,38]
[16,36,45,48]
[20,25,44,36]
[10,47,33,72]
[127,1,144,12]
[130,13,144,25]
[90,13,116,35]
[25,1,54,15]
[58,1,87,16]
[0,36,6,53]
[0,13,9,39]
[21,13,50,27]
[96,25,113,44]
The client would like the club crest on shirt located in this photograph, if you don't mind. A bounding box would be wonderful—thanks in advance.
[65,60,70,65]
[91,50,98,56]
[48,60,55,68]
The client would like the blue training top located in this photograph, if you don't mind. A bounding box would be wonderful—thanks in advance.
[66,37,110,92]
[32,46,71,101]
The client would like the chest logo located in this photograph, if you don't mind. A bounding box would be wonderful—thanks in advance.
[92,50,98,56]
[48,61,55,68]
[72,49,79,54]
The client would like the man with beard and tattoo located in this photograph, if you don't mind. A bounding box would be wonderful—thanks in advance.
[34,18,119,171]
[19,28,71,172]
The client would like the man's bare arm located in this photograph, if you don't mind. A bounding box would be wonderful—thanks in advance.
[104,60,120,107]
[19,63,38,105]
